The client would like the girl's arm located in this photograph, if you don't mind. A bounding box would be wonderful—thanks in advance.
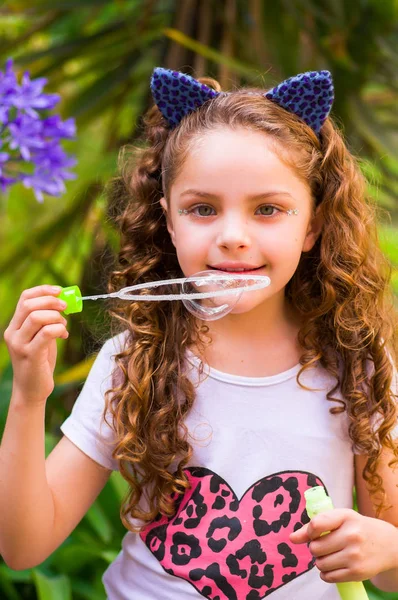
[0,389,111,570]
[1,284,113,570]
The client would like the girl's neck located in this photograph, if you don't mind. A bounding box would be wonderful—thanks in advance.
[192,298,303,377]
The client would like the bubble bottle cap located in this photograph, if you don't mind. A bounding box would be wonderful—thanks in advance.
[58,285,83,315]
[304,486,334,519]
[304,486,370,599]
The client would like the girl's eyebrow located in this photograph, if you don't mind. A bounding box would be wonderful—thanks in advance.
[179,189,295,201]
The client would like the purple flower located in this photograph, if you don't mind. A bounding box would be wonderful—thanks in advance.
[15,71,60,118]
[0,151,9,166]
[24,141,78,202]
[0,59,19,108]
[8,113,47,160]
[23,168,68,203]
[0,106,9,123]
[0,174,18,193]
[33,142,77,172]
[0,57,76,202]
[41,115,76,139]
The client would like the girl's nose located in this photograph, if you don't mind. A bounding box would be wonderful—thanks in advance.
[215,217,251,250]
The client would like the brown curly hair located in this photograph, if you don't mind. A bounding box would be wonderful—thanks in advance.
[102,74,398,533]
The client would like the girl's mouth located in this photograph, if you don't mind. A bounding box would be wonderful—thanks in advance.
[208,265,265,274]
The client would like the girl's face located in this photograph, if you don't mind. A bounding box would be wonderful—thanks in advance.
[160,127,322,316]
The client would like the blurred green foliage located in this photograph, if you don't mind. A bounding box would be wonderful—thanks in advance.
[1,0,398,598]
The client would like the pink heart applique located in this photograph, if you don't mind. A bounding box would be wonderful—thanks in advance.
[140,467,326,599]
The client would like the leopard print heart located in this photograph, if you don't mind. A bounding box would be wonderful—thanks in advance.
[140,468,326,599]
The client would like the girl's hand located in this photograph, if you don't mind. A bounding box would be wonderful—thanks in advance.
[4,285,69,405]
[289,508,398,583]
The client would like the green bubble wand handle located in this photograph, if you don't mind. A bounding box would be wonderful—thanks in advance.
[305,487,369,600]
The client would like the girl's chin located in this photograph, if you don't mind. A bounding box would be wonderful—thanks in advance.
[226,292,270,315]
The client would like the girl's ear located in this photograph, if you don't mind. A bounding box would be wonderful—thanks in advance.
[302,203,323,252]
[160,197,176,247]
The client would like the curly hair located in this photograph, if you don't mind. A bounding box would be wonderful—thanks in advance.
[102,74,398,533]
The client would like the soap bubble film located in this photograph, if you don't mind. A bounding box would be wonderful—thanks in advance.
[181,270,271,321]
[81,270,271,321]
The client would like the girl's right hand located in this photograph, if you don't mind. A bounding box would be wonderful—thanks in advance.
[3,285,69,405]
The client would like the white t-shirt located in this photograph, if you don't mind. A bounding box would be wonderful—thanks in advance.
[60,331,397,600]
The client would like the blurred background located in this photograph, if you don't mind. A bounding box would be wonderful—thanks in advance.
[0,0,398,598]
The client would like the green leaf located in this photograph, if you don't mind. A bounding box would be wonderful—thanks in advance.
[256,1,301,75]
[365,579,398,599]
[70,577,106,600]
[0,361,12,438]
[31,569,72,600]
[51,543,109,574]
[14,20,125,66]
[100,550,119,564]
[54,355,95,386]
[0,182,100,276]
[392,269,398,296]
[65,61,136,119]
[0,564,31,583]
[0,565,22,600]
[45,432,59,457]
[162,28,260,78]
[379,226,398,266]
[349,96,398,157]
[109,471,129,503]
[14,0,109,9]
[84,501,113,543]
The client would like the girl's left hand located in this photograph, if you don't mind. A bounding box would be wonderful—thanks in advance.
[289,508,398,583]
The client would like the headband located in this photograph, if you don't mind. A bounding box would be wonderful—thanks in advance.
[150,67,334,137]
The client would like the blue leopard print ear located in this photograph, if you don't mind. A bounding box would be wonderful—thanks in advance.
[150,67,219,129]
[264,70,334,135]
[150,67,334,136]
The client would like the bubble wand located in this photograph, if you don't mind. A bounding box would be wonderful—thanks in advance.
[57,270,271,321]
[305,487,369,600]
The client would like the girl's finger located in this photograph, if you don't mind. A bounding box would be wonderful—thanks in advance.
[15,310,68,345]
[9,286,64,331]
[28,323,69,354]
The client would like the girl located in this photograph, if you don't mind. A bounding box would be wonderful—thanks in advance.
[2,67,398,600]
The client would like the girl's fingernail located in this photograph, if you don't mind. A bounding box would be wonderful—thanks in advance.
[52,286,62,293]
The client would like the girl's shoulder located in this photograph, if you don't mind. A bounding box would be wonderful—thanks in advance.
[103,329,131,354]
[91,330,131,389]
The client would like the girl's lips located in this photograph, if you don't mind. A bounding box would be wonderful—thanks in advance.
[208,265,266,275]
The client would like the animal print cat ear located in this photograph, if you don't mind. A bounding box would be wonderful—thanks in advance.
[264,70,334,135]
[150,67,219,129]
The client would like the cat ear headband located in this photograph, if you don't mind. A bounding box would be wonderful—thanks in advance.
[150,67,334,137]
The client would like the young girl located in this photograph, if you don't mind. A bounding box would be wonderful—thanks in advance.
[2,67,398,600]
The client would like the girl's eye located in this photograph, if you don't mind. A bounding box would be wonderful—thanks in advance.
[187,204,215,217]
[256,205,282,217]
